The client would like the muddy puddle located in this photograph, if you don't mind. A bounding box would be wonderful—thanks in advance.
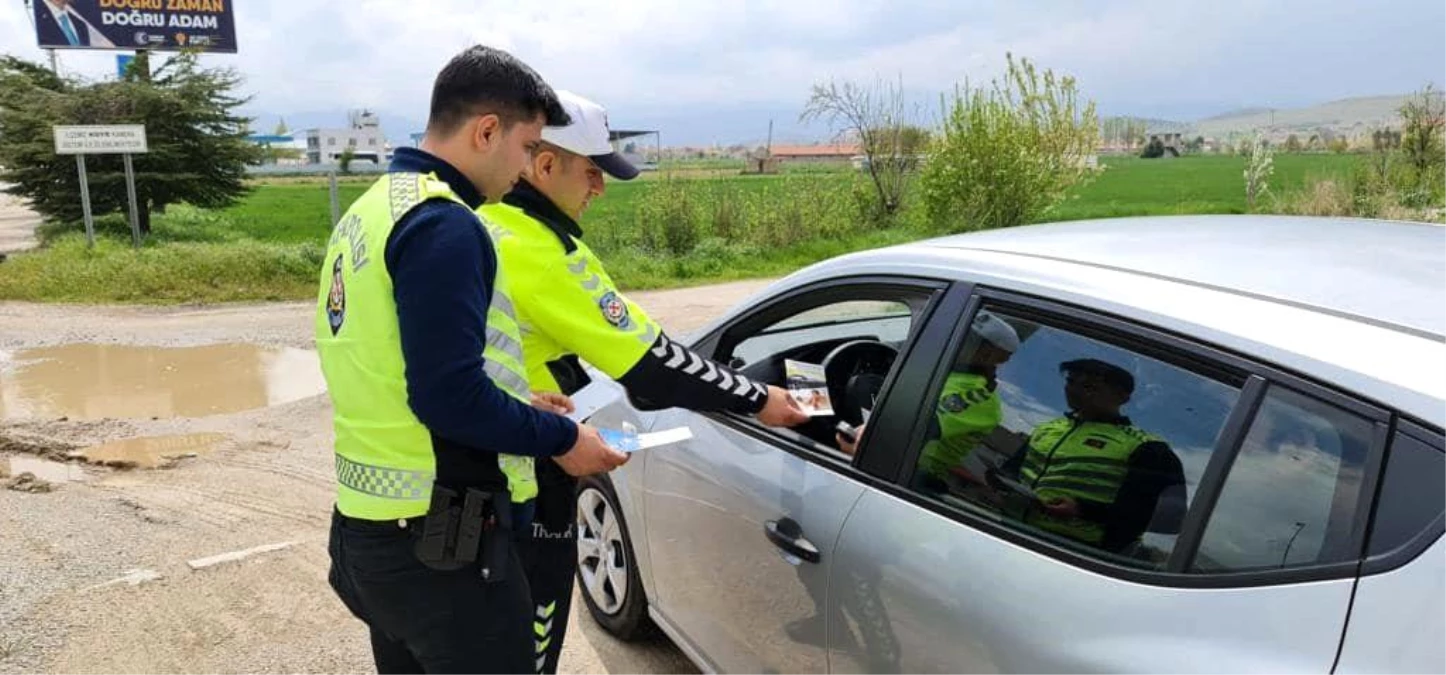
[79,433,227,469]
[0,344,326,420]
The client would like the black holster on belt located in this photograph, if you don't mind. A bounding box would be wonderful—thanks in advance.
[413,484,513,582]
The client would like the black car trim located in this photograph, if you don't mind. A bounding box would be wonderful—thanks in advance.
[685,274,949,474]
[1358,420,1446,576]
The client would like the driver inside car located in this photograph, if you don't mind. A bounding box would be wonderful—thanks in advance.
[836,312,1020,473]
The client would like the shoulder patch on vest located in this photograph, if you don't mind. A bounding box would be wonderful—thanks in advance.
[940,392,967,413]
[326,254,346,336]
[598,291,633,330]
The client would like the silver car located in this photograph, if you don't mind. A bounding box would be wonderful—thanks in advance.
[573,215,1445,673]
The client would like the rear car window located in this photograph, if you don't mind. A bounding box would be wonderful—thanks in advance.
[1194,386,1374,572]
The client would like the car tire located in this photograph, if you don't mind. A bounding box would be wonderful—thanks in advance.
[575,474,656,641]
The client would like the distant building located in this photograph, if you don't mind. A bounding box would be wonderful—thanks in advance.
[245,132,308,166]
[1146,131,1185,157]
[304,110,391,165]
[770,143,861,164]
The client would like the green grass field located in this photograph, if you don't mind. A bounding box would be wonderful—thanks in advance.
[0,153,1372,303]
[1046,154,1364,222]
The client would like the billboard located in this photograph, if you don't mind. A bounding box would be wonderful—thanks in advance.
[32,0,238,53]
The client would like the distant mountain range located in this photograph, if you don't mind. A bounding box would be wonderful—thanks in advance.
[247,92,1439,150]
[1188,93,1435,139]
[1114,93,1438,141]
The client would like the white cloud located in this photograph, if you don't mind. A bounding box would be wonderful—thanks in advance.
[1,0,1441,141]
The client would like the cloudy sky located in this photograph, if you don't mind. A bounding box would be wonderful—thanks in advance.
[2,0,1442,145]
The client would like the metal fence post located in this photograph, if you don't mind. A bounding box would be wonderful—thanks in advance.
[328,171,341,226]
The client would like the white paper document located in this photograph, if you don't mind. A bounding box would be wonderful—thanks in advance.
[565,377,627,423]
[599,426,694,453]
[784,359,834,417]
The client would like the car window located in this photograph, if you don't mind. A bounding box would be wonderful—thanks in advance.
[718,288,932,453]
[896,307,1242,570]
[1365,430,1444,559]
[732,300,914,368]
[1193,387,1375,572]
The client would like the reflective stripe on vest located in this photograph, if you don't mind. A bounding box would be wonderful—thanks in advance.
[316,171,536,520]
[477,202,662,394]
[1019,417,1155,544]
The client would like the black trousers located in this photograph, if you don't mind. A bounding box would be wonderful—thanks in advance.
[328,509,534,674]
[516,462,578,675]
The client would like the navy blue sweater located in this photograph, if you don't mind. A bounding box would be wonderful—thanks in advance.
[385,147,577,459]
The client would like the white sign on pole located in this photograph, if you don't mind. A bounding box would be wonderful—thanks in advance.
[52,124,150,248]
[53,125,149,155]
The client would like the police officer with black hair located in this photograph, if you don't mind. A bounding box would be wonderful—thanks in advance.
[316,46,627,674]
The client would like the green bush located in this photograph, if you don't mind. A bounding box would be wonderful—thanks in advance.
[921,54,1101,231]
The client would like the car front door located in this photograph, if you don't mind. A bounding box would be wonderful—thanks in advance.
[641,278,942,673]
[826,289,1388,673]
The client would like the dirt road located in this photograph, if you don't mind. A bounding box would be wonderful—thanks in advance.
[0,280,773,674]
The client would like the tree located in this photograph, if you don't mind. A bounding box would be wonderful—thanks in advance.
[1284,134,1303,153]
[274,117,288,135]
[1398,83,1444,196]
[920,53,1101,231]
[1329,137,1350,154]
[0,53,261,235]
[801,74,918,217]
[338,146,356,174]
[1140,136,1166,158]
[1099,116,1148,150]
[1372,128,1402,151]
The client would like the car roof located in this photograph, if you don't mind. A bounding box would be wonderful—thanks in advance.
[759,215,1445,427]
[921,215,1445,340]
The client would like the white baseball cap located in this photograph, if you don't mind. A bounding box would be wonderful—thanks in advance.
[971,311,1021,352]
[542,90,639,180]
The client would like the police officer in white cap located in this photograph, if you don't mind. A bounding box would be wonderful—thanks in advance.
[479,90,808,673]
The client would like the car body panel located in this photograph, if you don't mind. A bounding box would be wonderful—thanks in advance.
[580,380,663,602]
[1335,537,1446,673]
[828,490,1357,673]
[642,406,866,673]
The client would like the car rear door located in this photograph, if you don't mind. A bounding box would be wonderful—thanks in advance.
[1335,421,1446,673]
[827,288,1388,673]
[641,277,944,673]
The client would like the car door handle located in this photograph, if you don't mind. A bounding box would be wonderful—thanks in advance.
[764,518,821,564]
